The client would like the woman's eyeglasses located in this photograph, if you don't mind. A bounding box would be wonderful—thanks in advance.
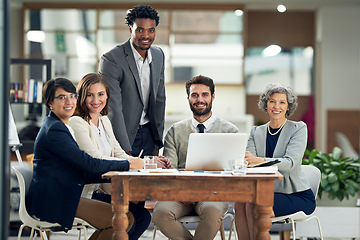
[53,93,78,102]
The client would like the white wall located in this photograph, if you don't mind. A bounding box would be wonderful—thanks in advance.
[316,6,360,151]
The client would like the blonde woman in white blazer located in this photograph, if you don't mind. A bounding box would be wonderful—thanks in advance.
[69,73,162,240]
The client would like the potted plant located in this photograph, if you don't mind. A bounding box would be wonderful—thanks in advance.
[298,147,360,238]
[302,147,360,203]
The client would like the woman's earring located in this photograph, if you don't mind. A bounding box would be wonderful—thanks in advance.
[50,106,54,110]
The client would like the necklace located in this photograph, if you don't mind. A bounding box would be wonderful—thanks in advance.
[91,120,101,136]
[97,121,102,137]
[267,119,287,136]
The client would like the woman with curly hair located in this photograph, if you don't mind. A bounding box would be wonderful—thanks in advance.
[235,83,316,239]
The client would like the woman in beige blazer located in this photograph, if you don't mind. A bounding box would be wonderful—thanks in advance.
[69,73,153,240]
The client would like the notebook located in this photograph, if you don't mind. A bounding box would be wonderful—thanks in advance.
[185,133,249,171]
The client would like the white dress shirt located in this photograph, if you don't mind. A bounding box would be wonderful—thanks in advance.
[90,120,111,157]
[130,43,152,125]
[191,113,217,133]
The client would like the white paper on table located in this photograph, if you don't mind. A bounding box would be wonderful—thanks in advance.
[138,169,179,173]
[245,166,278,174]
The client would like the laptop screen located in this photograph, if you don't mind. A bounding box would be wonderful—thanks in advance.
[185,133,248,171]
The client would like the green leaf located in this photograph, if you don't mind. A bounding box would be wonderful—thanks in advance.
[329,161,341,167]
[337,192,344,201]
[323,185,332,192]
[327,172,338,183]
[347,185,356,196]
[302,159,309,165]
[319,154,330,163]
[331,181,340,192]
[320,178,328,188]
[328,192,337,200]
[349,163,360,168]
[346,179,360,191]
[331,147,343,160]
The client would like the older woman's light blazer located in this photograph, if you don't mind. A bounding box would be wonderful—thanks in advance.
[247,120,311,194]
[69,115,130,197]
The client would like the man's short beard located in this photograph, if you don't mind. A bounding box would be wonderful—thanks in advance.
[190,102,212,117]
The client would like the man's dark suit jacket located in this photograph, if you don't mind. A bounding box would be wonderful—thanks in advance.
[26,111,129,230]
[99,39,166,152]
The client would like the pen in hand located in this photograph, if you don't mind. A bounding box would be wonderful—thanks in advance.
[138,149,144,158]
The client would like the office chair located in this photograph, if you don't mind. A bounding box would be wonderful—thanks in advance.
[153,207,237,240]
[12,165,93,240]
[271,165,323,240]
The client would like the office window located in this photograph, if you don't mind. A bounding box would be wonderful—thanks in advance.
[23,6,244,84]
[245,10,315,95]
[24,9,97,81]
[170,10,243,84]
[245,46,314,95]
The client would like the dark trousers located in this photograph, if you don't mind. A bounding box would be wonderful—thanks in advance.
[92,192,151,240]
[273,188,316,217]
[131,123,155,157]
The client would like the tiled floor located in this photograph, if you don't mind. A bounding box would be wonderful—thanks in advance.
[8,227,357,240]
[8,228,265,240]
[7,218,355,240]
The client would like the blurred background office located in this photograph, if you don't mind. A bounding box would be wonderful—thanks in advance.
[2,0,360,239]
[9,0,360,156]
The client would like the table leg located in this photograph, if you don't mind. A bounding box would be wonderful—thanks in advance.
[254,205,273,240]
[111,177,129,240]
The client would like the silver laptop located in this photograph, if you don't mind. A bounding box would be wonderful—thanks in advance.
[185,133,249,171]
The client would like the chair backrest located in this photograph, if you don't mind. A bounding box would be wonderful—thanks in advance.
[12,165,33,195]
[12,165,39,226]
[12,165,92,234]
[301,165,321,198]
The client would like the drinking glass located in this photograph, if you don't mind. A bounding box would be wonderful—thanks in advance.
[229,158,248,175]
[143,156,157,169]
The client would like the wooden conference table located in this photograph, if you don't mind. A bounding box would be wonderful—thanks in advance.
[102,170,283,240]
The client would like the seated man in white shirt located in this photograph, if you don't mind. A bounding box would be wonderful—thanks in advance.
[152,75,239,240]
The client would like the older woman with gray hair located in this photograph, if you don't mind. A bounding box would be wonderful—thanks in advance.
[234,83,315,240]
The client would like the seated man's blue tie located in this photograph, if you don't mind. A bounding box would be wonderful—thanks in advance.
[197,124,205,133]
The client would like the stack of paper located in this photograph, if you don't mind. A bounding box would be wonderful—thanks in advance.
[139,169,179,173]
[246,166,278,174]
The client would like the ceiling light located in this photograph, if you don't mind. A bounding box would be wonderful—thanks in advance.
[277,4,287,13]
[303,46,314,58]
[262,45,282,57]
[235,9,243,16]
[27,30,46,43]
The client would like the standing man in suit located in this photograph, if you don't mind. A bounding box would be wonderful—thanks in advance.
[99,5,165,157]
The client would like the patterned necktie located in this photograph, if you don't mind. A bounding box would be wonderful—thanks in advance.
[197,124,205,133]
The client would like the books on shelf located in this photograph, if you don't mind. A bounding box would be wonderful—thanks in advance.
[27,79,34,103]
[10,79,43,104]
[26,79,43,104]
[36,81,43,103]
[10,82,24,103]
